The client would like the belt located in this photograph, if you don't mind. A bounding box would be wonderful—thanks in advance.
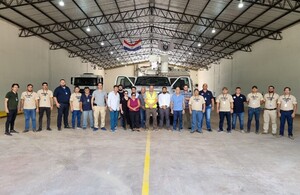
[280,110,293,112]
[264,108,276,110]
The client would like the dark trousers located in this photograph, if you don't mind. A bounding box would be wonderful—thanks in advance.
[280,110,293,136]
[5,109,18,133]
[159,108,170,128]
[39,107,51,129]
[247,107,260,131]
[57,103,69,128]
[121,110,132,129]
[173,110,183,130]
[130,111,140,129]
[219,112,231,131]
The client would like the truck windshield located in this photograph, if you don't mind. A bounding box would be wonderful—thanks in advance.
[135,77,171,86]
[74,78,98,86]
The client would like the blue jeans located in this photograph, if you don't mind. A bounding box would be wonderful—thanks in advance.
[280,110,293,136]
[24,109,36,130]
[110,110,119,130]
[247,107,260,131]
[173,110,183,130]
[219,112,231,131]
[232,112,244,130]
[191,110,203,132]
[82,110,94,129]
[201,105,212,129]
[140,109,146,128]
[72,110,82,128]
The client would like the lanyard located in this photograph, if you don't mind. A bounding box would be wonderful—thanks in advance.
[268,93,274,101]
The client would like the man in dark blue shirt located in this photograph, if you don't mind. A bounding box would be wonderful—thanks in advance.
[80,87,93,130]
[232,87,247,132]
[199,83,214,131]
[53,79,71,130]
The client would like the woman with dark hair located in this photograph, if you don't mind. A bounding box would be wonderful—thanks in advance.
[128,92,141,131]
[120,90,132,130]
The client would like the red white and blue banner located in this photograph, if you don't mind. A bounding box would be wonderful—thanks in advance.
[123,39,142,51]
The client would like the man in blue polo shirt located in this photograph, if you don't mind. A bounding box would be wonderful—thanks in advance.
[199,83,215,132]
[232,87,247,132]
[53,79,71,131]
[171,87,185,131]
[80,87,93,130]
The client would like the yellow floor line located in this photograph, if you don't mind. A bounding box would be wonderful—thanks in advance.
[142,131,151,195]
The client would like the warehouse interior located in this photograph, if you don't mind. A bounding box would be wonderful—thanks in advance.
[1,0,300,194]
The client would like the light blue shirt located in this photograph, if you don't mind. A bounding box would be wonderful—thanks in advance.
[171,94,184,111]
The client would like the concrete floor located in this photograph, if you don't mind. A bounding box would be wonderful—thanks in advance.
[1,109,300,195]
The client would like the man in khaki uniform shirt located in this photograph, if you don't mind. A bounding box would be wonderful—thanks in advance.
[189,89,205,133]
[37,82,53,131]
[21,84,39,132]
[263,85,279,135]
[247,86,264,134]
[216,87,234,133]
[70,86,82,129]
[277,87,297,139]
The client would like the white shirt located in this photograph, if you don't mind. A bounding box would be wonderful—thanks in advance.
[107,91,120,111]
[159,93,171,108]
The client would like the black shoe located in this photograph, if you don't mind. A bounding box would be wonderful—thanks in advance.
[64,126,71,129]
[10,129,19,133]
[255,131,259,134]
[37,128,42,132]
[288,135,294,140]
[246,130,250,133]
[5,132,12,136]
[207,129,212,132]
[23,130,29,133]
[58,128,62,131]
[190,131,195,134]
[47,128,52,131]
[218,130,223,132]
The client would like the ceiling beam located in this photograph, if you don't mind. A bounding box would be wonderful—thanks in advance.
[243,0,300,13]
[19,6,282,40]
[0,0,53,9]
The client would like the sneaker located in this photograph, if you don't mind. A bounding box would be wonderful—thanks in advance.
[82,127,87,130]
[47,128,52,131]
[207,129,212,132]
[64,126,71,129]
[5,132,12,136]
[246,130,250,133]
[190,131,195,134]
[218,130,223,132]
[278,134,283,138]
[227,130,232,133]
[10,129,19,133]
[240,130,245,133]
[272,133,276,136]
[76,127,81,130]
[93,128,99,131]
[23,130,29,133]
[111,130,116,133]
[197,130,203,133]
[37,128,42,132]
[101,127,107,131]
[288,135,294,140]
[58,128,62,131]
[255,131,259,134]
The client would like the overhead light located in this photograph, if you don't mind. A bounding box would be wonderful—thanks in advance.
[100,41,104,46]
[188,52,192,55]
[58,0,64,6]
[110,51,114,55]
[197,43,201,47]
[238,0,244,8]
[86,26,91,32]
[116,57,119,61]
[212,28,216,34]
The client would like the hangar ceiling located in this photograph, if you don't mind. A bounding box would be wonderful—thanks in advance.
[0,0,300,69]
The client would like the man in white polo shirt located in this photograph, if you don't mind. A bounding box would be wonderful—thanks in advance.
[158,86,171,130]
[107,85,120,132]
[277,87,297,140]
[37,82,53,131]
[216,87,234,133]
[247,86,263,134]
[262,85,279,135]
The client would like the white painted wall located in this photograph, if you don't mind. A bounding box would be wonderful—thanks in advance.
[0,19,104,110]
[198,22,300,113]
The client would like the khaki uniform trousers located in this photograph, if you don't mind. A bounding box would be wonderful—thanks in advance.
[263,109,277,134]
[93,106,106,128]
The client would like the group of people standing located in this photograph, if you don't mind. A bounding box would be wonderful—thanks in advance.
[3,80,298,140]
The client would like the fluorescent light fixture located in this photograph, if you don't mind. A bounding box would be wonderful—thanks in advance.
[197,43,201,47]
[58,0,64,6]
[238,0,244,8]
[100,41,104,46]
[188,52,192,55]
[212,28,216,34]
[110,51,114,55]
